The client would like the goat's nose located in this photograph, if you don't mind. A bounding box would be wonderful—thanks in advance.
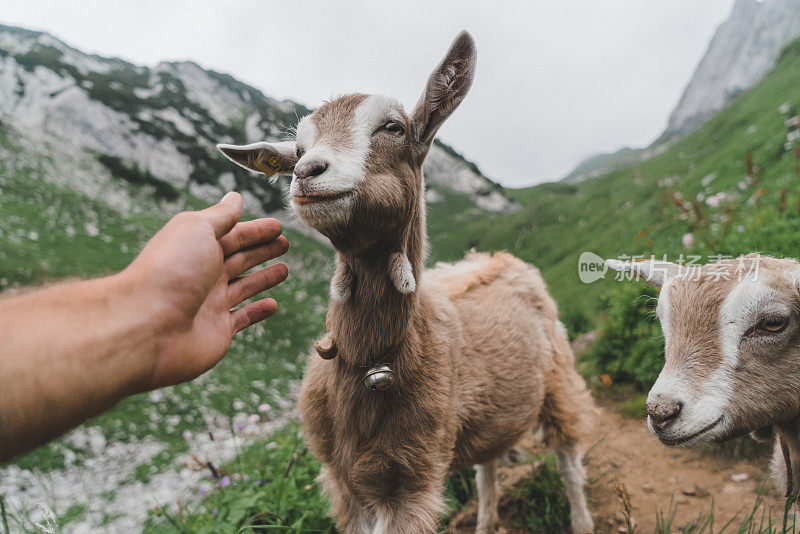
[294,160,328,180]
[646,400,683,429]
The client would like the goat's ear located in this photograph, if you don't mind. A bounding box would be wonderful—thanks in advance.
[780,261,800,291]
[217,141,297,178]
[411,30,477,151]
[605,259,681,288]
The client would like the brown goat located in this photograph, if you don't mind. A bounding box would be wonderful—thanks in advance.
[219,31,595,534]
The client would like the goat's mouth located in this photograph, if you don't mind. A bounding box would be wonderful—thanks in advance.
[292,191,353,206]
[656,415,724,446]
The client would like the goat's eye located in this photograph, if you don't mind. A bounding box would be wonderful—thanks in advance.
[381,121,404,135]
[760,316,788,333]
[296,147,305,158]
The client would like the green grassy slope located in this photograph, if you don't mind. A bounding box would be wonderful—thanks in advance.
[427,36,800,325]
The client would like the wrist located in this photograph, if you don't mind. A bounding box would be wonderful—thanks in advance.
[107,266,171,395]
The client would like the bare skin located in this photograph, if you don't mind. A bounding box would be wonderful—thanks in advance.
[0,191,289,462]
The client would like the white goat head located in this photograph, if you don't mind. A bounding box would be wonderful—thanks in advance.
[607,254,800,451]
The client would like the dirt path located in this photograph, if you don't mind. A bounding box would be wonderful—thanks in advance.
[450,405,785,533]
[583,406,783,533]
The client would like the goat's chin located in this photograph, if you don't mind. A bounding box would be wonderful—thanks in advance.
[649,415,727,448]
[291,195,354,231]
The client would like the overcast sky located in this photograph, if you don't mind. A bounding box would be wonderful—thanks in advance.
[1,0,735,187]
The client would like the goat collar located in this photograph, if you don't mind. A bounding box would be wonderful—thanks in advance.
[314,332,397,391]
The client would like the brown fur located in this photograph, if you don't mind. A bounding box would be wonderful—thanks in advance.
[311,94,369,149]
[427,251,516,298]
[662,274,732,382]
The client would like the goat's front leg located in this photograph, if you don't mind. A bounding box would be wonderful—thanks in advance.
[370,486,446,534]
[318,467,374,534]
[475,459,499,533]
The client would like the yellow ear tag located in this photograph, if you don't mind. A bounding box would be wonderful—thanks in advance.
[253,154,285,178]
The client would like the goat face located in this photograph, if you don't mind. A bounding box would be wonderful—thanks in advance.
[608,255,800,447]
[287,94,417,242]
[218,31,476,249]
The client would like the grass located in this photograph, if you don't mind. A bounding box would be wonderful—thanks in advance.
[147,427,796,534]
[655,497,799,534]
[502,455,572,533]
[144,422,482,533]
[444,466,478,518]
[144,422,337,534]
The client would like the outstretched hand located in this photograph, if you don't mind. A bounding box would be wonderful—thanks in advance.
[128,192,289,389]
[0,191,290,461]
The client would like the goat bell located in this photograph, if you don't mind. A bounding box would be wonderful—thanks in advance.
[363,364,394,391]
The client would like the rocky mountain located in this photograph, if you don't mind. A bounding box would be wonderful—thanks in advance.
[0,23,515,223]
[666,0,800,136]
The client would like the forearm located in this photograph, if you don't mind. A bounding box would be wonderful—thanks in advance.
[0,269,160,461]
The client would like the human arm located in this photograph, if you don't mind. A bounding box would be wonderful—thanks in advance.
[0,192,288,461]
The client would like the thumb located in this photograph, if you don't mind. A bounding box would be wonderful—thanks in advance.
[202,191,243,238]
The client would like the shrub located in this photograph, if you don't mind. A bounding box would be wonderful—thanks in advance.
[560,305,592,340]
[583,282,664,390]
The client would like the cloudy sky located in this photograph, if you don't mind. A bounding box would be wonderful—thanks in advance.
[2,0,734,187]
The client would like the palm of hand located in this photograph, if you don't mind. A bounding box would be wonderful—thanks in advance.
[130,195,289,389]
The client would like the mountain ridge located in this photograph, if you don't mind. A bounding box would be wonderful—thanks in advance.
[0,23,516,219]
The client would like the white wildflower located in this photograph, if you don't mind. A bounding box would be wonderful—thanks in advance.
[35,503,58,533]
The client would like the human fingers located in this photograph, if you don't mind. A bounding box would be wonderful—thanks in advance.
[200,191,243,238]
[219,218,283,257]
[227,263,288,308]
[231,298,278,334]
[224,235,289,279]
